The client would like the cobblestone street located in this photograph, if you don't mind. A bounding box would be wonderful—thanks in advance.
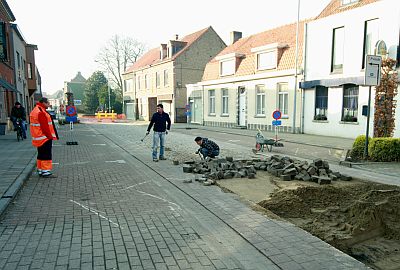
[0,123,369,269]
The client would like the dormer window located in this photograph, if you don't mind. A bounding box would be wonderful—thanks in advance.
[341,0,358,6]
[216,53,244,77]
[220,59,235,76]
[251,43,287,71]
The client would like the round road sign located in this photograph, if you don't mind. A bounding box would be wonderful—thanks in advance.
[66,106,77,117]
[272,110,282,120]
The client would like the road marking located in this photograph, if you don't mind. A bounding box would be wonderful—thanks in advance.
[93,143,106,146]
[53,162,60,165]
[70,200,123,229]
[295,148,299,155]
[228,140,240,142]
[134,190,181,211]
[105,160,126,164]
[122,181,148,190]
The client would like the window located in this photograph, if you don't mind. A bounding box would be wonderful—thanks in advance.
[221,89,229,115]
[277,83,288,116]
[124,79,133,93]
[209,90,215,114]
[220,59,235,76]
[341,0,358,6]
[144,75,148,89]
[362,19,379,68]
[342,85,359,122]
[257,51,277,70]
[256,85,266,115]
[164,70,168,86]
[156,72,160,87]
[314,86,328,120]
[17,52,20,68]
[28,63,33,79]
[0,22,7,61]
[331,27,344,72]
[137,75,141,90]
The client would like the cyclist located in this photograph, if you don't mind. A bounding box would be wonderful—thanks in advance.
[11,102,27,139]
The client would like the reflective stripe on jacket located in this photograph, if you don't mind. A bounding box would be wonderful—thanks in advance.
[30,105,57,147]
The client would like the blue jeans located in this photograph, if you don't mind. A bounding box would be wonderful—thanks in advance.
[11,117,26,138]
[152,132,166,159]
[200,148,219,159]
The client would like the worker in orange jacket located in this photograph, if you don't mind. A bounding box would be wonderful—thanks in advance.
[30,97,59,177]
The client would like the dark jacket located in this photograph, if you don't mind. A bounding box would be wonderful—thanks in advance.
[147,112,171,132]
[200,138,219,151]
[11,106,26,120]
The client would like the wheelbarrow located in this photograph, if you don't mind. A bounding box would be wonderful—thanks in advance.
[254,129,284,152]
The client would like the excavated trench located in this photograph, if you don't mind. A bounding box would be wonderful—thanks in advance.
[258,182,400,270]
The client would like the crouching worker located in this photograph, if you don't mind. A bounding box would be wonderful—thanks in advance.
[194,136,220,160]
[30,97,59,177]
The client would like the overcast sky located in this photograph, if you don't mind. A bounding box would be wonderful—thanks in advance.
[7,0,332,94]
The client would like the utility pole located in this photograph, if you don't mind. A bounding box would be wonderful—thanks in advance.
[292,0,301,134]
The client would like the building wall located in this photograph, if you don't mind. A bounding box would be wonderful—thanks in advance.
[12,28,28,109]
[303,0,400,138]
[201,72,302,132]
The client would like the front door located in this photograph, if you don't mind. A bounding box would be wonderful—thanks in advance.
[239,87,246,126]
[192,98,202,124]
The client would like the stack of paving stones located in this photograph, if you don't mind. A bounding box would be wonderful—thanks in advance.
[182,155,352,186]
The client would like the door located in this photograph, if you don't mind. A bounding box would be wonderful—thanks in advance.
[193,97,202,123]
[148,97,157,120]
[125,103,135,120]
[239,87,246,126]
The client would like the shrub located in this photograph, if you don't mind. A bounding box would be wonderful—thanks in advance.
[350,135,366,161]
[368,138,400,162]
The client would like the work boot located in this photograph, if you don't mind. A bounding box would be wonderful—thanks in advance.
[153,159,158,162]
[159,156,167,160]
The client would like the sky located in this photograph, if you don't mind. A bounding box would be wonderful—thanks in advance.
[7,0,332,95]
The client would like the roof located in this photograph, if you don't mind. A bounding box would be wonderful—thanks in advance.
[125,27,211,73]
[202,21,306,81]
[316,0,379,19]
[1,0,16,22]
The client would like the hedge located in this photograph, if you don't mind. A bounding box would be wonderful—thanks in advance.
[351,135,400,162]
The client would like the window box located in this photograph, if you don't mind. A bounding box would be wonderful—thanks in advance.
[314,114,327,121]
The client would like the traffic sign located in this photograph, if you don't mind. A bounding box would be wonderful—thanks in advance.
[74,100,82,105]
[272,120,282,126]
[185,111,192,116]
[364,55,382,86]
[66,105,77,117]
[272,110,282,120]
[185,104,190,110]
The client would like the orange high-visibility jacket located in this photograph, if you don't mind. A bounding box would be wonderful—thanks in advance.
[30,105,57,147]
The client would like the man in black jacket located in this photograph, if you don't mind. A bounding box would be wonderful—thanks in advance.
[146,104,171,162]
[11,102,27,139]
[195,136,220,159]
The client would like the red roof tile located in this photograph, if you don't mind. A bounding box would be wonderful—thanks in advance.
[125,27,211,73]
[202,21,307,81]
[316,0,379,19]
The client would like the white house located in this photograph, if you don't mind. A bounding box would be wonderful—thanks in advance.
[301,0,400,138]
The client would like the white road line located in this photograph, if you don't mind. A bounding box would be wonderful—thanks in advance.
[228,140,240,142]
[122,181,148,190]
[135,190,181,210]
[295,148,299,155]
[70,200,123,229]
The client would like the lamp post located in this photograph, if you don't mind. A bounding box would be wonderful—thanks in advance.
[292,0,301,134]
[107,71,111,112]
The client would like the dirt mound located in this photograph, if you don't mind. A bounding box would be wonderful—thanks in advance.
[259,182,400,269]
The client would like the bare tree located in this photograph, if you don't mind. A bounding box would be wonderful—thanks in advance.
[95,35,146,98]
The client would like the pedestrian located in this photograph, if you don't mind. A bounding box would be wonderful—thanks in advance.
[30,97,59,177]
[10,101,27,139]
[194,136,220,160]
[146,104,171,162]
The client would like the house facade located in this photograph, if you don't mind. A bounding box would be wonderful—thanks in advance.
[301,0,400,138]
[63,71,86,112]
[188,23,305,133]
[122,26,226,122]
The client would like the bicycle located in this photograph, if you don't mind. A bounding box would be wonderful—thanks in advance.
[15,118,24,142]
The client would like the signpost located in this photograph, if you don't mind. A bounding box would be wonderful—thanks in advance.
[272,110,282,141]
[363,55,382,159]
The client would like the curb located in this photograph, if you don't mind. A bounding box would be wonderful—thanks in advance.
[0,154,36,217]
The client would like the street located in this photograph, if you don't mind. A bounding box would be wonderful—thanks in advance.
[0,123,369,270]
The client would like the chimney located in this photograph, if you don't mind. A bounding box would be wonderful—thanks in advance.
[175,34,179,40]
[160,44,167,59]
[230,31,242,44]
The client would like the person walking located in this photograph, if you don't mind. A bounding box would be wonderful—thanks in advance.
[30,97,59,177]
[10,101,27,139]
[194,136,220,160]
[146,104,171,162]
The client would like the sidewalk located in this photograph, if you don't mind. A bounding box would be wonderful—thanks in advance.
[0,123,370,269]
[0,132,36,216]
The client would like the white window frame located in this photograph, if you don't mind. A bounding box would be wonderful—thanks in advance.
[156,72,160,88]
[277,83,288,117]
[164,70,168,86]
[257,51,277,70]
[362,18,379,69]
[255,85,266,116]
[220,59,235,76]
[209,90,215,115]
[221,88,229,115]
[144,74,148,89]
[332,27,345,72]
[341,0,358,6]
[137,75,141,90]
